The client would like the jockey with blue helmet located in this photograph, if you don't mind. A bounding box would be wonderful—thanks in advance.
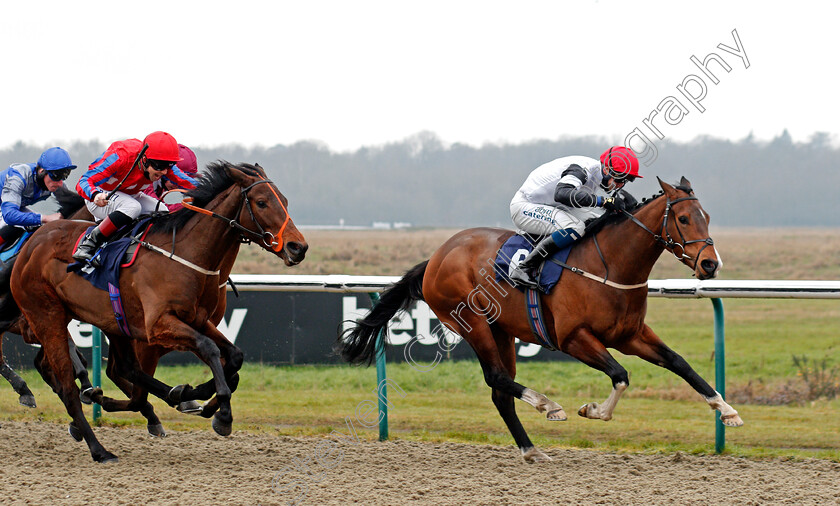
[0,147,78,248]
[509,146,642,289]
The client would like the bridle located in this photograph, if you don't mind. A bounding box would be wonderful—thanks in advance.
[620,188,715,270]
[175,177,291,253]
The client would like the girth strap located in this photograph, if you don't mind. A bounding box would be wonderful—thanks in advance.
[130,238,221,276]
[524,287,558,351]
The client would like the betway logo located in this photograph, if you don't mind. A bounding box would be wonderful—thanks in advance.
[342,297,543,357]
[67,308,249,347]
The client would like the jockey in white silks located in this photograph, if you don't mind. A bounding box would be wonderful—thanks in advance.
[508,146,642,289]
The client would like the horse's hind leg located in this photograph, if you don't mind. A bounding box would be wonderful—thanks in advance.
[69,340,96,404]
[446,313,563,463]
[96,339,166,437]
[562,328,630,422]
[0,336,36,408]
[618,324,743,427]
[488,326,554,463]
[35,322,117,462]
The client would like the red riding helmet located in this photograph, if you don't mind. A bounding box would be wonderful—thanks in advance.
[143,131,182,162]
[600,146,642,179]
[177,144,198,174]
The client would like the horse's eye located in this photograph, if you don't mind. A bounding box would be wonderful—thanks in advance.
[256,200,268,209]
[678,216,689,225]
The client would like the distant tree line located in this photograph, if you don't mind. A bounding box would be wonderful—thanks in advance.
[2,130,837,227]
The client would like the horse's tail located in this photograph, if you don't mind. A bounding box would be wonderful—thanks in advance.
[337,260,428,365]
[0,256,22,330]
[54,186,87,218]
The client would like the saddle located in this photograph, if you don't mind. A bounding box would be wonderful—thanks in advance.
[493,234,575,351]
[70,218,155,274]
[0,231,33,265]
[67,218,156,337]
[494,234,573,294]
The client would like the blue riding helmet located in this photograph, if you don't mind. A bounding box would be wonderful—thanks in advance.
[37,147,77,181]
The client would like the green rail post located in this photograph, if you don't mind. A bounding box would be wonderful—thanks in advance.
[369,293,389,441]
[91,327,102,422]
[711,298,725,454]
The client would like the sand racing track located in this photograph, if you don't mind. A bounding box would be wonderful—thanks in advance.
[0,421,838,505]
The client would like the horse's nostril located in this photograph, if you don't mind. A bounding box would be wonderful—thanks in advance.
[286,241,308,259]
[701,259,718,274]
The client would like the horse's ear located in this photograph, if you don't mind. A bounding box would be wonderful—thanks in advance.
[680,176,692,189]
[224,163,257,185]
[657,176,674,193]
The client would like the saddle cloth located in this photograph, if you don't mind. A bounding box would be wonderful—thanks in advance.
[67,219,153,291]
[0,231,33,265]
[494,234,573,294]
[66,219,154,337]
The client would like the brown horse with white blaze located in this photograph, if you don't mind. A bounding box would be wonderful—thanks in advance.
[10,161,307,462]
[339,177,742,462]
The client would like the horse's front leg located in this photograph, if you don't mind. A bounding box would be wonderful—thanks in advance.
[149,315,235,437]
[618,324,743,427]
[191,325,243,419]
[561,327,629,422]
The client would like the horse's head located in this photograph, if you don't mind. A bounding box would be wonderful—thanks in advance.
[224,163,308,266]
[657,176,721,279]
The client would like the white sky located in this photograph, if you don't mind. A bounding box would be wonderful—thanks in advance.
[2,1,837,152]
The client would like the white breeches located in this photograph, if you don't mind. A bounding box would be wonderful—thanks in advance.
[86,191,165,222]
[510,192,585,237]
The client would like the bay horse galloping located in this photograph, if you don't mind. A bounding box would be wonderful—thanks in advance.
[9,161,307,462]
[339,177,742,462]
[0,187,213,431]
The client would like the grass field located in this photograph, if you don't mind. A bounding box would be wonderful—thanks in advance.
[1,227,839,460]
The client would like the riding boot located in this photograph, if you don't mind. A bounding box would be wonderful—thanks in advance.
[72,213,130,266]
[0,225,23,253]
[72,226,106,265]
[509,228,581,289]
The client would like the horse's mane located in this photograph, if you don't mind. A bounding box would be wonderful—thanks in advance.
[54,186,86,218]
[583,183,694,237]
[151,160,266,234]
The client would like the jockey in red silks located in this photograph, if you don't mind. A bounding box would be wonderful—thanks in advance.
[73,131,197,264]
[508,146,642,289]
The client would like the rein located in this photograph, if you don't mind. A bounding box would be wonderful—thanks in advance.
[547,189,713,291]
[620,191,714,270]
[170,176,292,253]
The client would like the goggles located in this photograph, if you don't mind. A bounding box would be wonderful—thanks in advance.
[46,168,72,181]
[147,159,176,172]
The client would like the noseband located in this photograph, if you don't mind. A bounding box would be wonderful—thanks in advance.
[178,178,291,253]
[621,191,714,270]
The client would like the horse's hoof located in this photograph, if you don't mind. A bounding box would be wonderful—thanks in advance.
[721,413,744,427]
[176,400,203,415]
[577,403,590,418]
[521,447,552,463]
[167,384,188,404]
[80,387,102,405]
[546,408,567,421]
[200,402,220,418]
[96,452,119,464]
[68,423,83,442]
[578,402,601,419]
[211,414,232,437]
[147,424,167,438]
[18,394,36,408]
